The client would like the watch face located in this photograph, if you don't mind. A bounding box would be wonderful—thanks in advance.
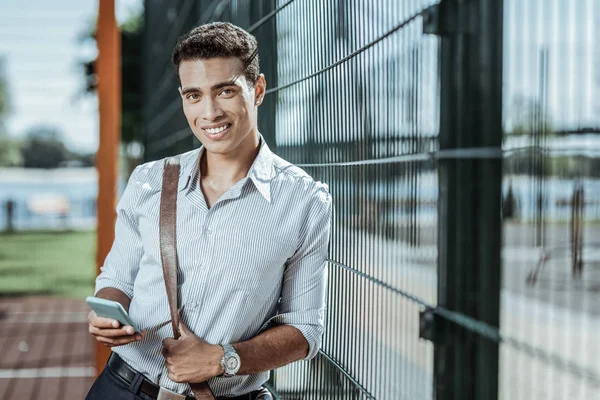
[226,356,239,371]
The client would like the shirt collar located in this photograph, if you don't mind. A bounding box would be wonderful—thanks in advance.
[178,134,274,203]
[247,138,274,202]
[178,149,200,193]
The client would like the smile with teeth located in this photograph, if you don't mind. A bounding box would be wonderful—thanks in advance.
[204,124,231,135]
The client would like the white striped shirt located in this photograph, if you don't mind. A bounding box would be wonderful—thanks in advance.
[95,138,332,397]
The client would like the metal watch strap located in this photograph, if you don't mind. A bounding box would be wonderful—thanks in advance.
[220,344,240,376]
[160,156,216,400]
[221,343,235,354]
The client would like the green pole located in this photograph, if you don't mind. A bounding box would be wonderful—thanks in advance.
[427,0,504,398]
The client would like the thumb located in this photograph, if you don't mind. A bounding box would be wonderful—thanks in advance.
[178,320,192,337]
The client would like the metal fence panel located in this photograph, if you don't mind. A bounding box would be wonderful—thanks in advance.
[144,1,439,398]
[269,2,439,398]
[142,0,599,398]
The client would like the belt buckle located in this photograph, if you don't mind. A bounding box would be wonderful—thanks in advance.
[157,386,187,400]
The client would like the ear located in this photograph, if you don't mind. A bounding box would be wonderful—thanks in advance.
[254,74,266,106]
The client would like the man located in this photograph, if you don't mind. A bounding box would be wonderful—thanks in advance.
[86,22,331,400]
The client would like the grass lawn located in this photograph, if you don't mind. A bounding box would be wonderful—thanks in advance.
[0,230,96,298]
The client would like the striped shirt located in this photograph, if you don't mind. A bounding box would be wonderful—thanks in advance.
[95,138,332,397]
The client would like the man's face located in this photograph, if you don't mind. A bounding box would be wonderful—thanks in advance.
[178,57,266,156]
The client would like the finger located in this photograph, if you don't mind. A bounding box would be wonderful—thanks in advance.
[95,334,142,346]
[89,314,122,329]
[161,346,168,357]
[89,326,136,337]
[178,320,192,337]
[87,310,96,323]
[167,370,182,383]
[121,326,137,335]
[89,326,137,337]
[88,310,113,327]
[92,332,143,342]
[162,338,176,349]
[95,335,118,347]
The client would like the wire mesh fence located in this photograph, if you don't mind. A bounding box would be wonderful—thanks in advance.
[142,0,600,398]
[499,0,600,398]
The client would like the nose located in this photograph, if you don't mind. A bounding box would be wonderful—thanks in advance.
[199,97,224,121]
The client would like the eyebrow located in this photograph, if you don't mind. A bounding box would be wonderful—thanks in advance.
[180,80,238,95]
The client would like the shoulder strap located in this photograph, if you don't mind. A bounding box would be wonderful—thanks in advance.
[159,156,182,339]
[159,156,216,400]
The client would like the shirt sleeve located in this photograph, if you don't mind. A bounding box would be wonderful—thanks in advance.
[94,166,144,299]
[260,183,332,360]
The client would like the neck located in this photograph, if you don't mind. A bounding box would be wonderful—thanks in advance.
[201,132,260,182]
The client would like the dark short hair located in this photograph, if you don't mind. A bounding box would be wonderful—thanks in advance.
[172,22,259,85]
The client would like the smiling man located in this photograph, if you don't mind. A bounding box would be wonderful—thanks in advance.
[85,22,332,400]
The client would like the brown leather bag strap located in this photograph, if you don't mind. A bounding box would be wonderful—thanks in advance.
[160,156,181,339]
[160,156,216,400]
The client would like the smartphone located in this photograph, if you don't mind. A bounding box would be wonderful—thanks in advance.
[86,296,139,333]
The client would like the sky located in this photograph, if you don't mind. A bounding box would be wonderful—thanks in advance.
[0,0,142,153]
[503,0,598,131]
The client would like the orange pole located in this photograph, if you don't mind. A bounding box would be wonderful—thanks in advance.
[95,0,121,375]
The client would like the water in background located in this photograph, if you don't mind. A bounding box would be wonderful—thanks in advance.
[3,166,597,232]
[0,168,124,231]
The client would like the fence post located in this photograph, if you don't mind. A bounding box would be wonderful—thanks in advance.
[571,184,584,277]
[96,0,121,375]
[425,0,504,398]
[5,200,15,233]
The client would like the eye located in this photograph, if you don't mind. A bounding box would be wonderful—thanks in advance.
[219,88,235,96]
[186,93,200,100]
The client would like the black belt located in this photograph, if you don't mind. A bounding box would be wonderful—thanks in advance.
[107,353,260,400]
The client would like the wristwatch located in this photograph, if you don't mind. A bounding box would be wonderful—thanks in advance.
[220,343,241,377]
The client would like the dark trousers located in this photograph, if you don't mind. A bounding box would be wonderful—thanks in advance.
[85,365,155,400]
[85,363,272,400]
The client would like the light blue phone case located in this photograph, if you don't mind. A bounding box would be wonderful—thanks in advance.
[86,296,139,332]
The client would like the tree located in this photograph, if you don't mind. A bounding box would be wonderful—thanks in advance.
[0,56,10,134]
[0,55,11,142]
[80,12,143,146]
[0,56,22,167]
[20,126,70,168]
[0,137,22,167]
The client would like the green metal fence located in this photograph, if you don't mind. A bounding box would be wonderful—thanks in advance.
[142,0,600,398]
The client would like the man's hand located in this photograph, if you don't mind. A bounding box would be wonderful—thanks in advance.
[162,321,224,383]
[88,310,145,347]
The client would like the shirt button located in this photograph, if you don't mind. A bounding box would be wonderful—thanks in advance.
[204,228,212,235]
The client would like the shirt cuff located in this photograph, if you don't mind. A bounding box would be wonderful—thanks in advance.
[94,273,135,299]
